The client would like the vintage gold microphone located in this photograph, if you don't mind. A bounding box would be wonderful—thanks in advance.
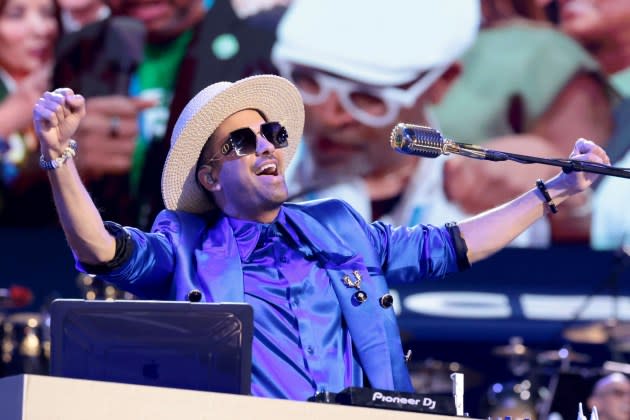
[390,123,507,161]
[390,123,630,179]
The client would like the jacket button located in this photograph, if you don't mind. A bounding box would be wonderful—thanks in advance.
[379,293,394,308]
[352,290,368,305]
[187,289,202,302]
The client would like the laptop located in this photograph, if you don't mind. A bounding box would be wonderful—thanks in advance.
[49,299,253,395]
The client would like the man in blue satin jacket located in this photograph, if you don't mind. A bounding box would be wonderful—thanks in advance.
[32,75,608,400]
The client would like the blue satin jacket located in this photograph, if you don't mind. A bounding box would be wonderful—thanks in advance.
[91,198,463,393]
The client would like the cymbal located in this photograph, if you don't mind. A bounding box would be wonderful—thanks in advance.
[607,339,630,353]
[602,360,630,375]
[564,321,630,344]
[537,348,591,364]
[4,312,43,328]
[492,342,532,357]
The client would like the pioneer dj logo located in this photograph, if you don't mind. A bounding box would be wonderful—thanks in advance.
[371,392,437,410]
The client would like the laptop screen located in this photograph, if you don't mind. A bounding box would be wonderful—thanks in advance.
[49,299,253,395]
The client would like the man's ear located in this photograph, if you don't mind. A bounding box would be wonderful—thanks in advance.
[426,62,462,104]
[197,165,221,192]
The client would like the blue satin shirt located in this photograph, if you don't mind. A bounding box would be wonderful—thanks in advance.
[229,209,362,400]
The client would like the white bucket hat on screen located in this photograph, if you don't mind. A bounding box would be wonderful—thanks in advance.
[272,0,481,86]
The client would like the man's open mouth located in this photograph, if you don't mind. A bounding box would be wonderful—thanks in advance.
[255,162,278,176]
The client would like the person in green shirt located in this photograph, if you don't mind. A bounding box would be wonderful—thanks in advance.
[42,0,282,229]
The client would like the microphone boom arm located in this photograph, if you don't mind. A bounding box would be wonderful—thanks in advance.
[445,142,508,162]
[483,147,630,179]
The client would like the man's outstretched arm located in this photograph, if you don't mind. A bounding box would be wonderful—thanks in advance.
[458,138,610,263]
[33,88,116,265]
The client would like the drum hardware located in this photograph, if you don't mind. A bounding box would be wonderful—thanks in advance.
[537,344,587,420]
[536,348,590,364]
[602,360,630,375]
[407,358,481,394]
[561,245,630,359]
[1,312,49,375]
[76,273,135,301]
[492,336,533,378]
[563,321,630,346]
[487,337,541,419]
[553,249,630,417]
[1,318,13,365]
[490,336,598,420]
[493,336,532,358]
[485,378,538,420]
[486,359,596,420]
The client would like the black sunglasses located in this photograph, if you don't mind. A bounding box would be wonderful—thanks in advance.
[213,121,289,160]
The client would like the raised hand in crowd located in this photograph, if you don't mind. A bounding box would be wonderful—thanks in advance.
[73,95,157,181]
[0,64,53,144]
[51,0,282,229]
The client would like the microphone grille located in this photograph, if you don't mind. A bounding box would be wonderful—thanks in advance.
[390,123,444,158]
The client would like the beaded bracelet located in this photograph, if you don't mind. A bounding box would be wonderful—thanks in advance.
[39,140,78,170]
[535,178,558,214]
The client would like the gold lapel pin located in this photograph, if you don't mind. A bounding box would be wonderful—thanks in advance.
[342,271,362,289]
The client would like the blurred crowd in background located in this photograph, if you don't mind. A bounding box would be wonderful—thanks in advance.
[2,0,630,418]
[2,0,630,248]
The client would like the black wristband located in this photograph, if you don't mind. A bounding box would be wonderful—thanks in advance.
[445,222,471,271]
[535,179,558,214]
[79,221,135,274]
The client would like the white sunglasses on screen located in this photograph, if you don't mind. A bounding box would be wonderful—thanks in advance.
[276,60,449,127]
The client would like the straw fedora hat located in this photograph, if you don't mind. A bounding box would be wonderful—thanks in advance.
[161,74,305,214]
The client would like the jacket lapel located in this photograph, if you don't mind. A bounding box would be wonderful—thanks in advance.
[284,207,395,389]
[195,216,244,303]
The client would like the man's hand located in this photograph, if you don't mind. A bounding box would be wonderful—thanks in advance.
[33,88,86,158]
[559,137,611,193]
[32,89,119,266]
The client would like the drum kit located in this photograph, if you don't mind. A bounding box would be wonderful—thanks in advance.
[0,285,49,377]
[0,276,134,378]
[1,311,50,376]
[489,336,599,420]
[408,358,483,394]
[75,273,135,301]
[407,322,630,420]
